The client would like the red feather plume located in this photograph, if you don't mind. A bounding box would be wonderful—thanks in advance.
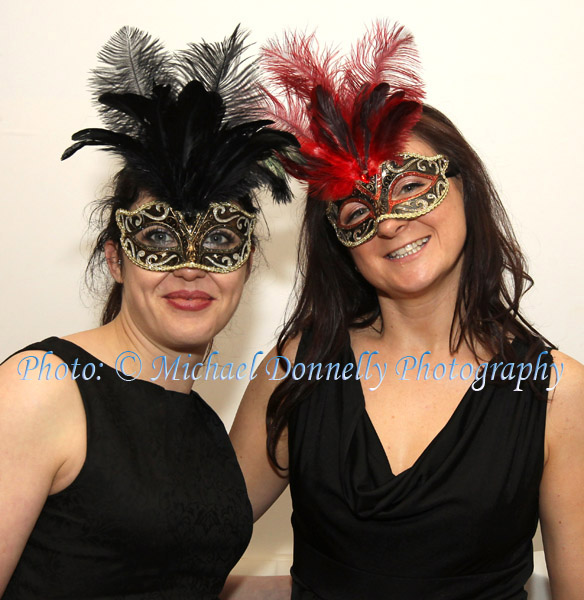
[261,21,424,200]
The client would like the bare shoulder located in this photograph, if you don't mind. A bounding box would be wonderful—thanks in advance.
[548,350,584,405]
[239,334,303,411]
[0,350,85,478]
[546,350,584,448]
[266,334,303,363]
[0,349,82,412]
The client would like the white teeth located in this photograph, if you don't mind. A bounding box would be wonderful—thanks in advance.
[388,237,429,259]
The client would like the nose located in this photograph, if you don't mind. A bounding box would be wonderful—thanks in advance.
[376,217,410,239]
[172,267,208,281]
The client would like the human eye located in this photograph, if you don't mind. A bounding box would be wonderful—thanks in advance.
[202,228,242,251]
[339,201,372,227]
[401,182,424,194]
[136,225,179,249]
[392,175,433,199]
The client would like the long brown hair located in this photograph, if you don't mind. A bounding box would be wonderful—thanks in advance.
[266,105,553,467]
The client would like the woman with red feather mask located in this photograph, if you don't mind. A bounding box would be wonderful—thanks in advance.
[231,21,584,599]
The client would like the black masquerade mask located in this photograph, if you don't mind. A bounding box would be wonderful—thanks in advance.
[326,153,450,247]
[62,26,298,273]
[116,200,255,272]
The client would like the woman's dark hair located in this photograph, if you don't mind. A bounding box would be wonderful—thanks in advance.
[86,167,144,325]
[266,104,553,467]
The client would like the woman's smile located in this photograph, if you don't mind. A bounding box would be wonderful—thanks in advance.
[386,236,430,260]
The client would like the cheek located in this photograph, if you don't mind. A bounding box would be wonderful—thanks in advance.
[207,272,247,333]
[121,268,165,303]
[215,269,247,307]
[422,186,466,240]
[350,235,378,260]
[349,241,381,278]
[445,181,465,222]
[441,197,467,248]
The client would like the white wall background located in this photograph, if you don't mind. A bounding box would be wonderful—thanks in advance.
[1,0,582,571]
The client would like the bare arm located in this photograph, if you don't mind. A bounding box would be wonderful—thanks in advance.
[220,575,291,600]
[0,352,83,593]
[225,345,297,598]
[540,351,584,599]
[230,340,300,521]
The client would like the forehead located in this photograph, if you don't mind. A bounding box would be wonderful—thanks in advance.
[129,192,157,212]
[401,136,437,159]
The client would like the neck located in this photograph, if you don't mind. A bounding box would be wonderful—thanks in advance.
[96,315,207,395]
[375,280,461,358]
[365,248,481,362]
[379,294,456,352]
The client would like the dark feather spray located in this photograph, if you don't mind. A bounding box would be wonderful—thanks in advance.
[261,21,424,200]
[62,26,298,213]
[90,27,174,137]
[174,25,262,125]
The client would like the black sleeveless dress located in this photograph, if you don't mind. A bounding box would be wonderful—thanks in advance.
[288,332,551,600]
[3,338,252,599]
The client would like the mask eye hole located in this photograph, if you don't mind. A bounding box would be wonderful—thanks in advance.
[391,174,435,201]
[202,228,242,251]
[338,201,374,228]
[135,225,180,250]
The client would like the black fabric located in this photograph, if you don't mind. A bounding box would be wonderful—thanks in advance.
[288,332,551,600]
[4,337,252,599]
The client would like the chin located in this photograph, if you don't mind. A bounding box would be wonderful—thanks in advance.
[375,271,441,299]
[158,322,213,351]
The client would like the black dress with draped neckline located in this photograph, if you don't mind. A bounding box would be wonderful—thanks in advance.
[288,332,551,600]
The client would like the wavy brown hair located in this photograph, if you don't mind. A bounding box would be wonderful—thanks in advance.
[266,105,553,468]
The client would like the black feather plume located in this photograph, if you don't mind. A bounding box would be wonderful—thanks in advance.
[62,26,298,211]
[174,25,262,125]
[90,27,174,136]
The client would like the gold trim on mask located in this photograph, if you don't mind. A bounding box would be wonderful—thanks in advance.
[326,153,451,247]
[116,200,256,273]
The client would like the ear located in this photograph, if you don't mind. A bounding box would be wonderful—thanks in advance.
[105,240,124,283]
[245,247,255,282]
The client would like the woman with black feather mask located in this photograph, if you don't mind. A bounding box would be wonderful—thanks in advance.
[231,22,584,599]
[0,26,296,598]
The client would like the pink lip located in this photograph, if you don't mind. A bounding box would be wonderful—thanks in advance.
[164,290,215,311]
